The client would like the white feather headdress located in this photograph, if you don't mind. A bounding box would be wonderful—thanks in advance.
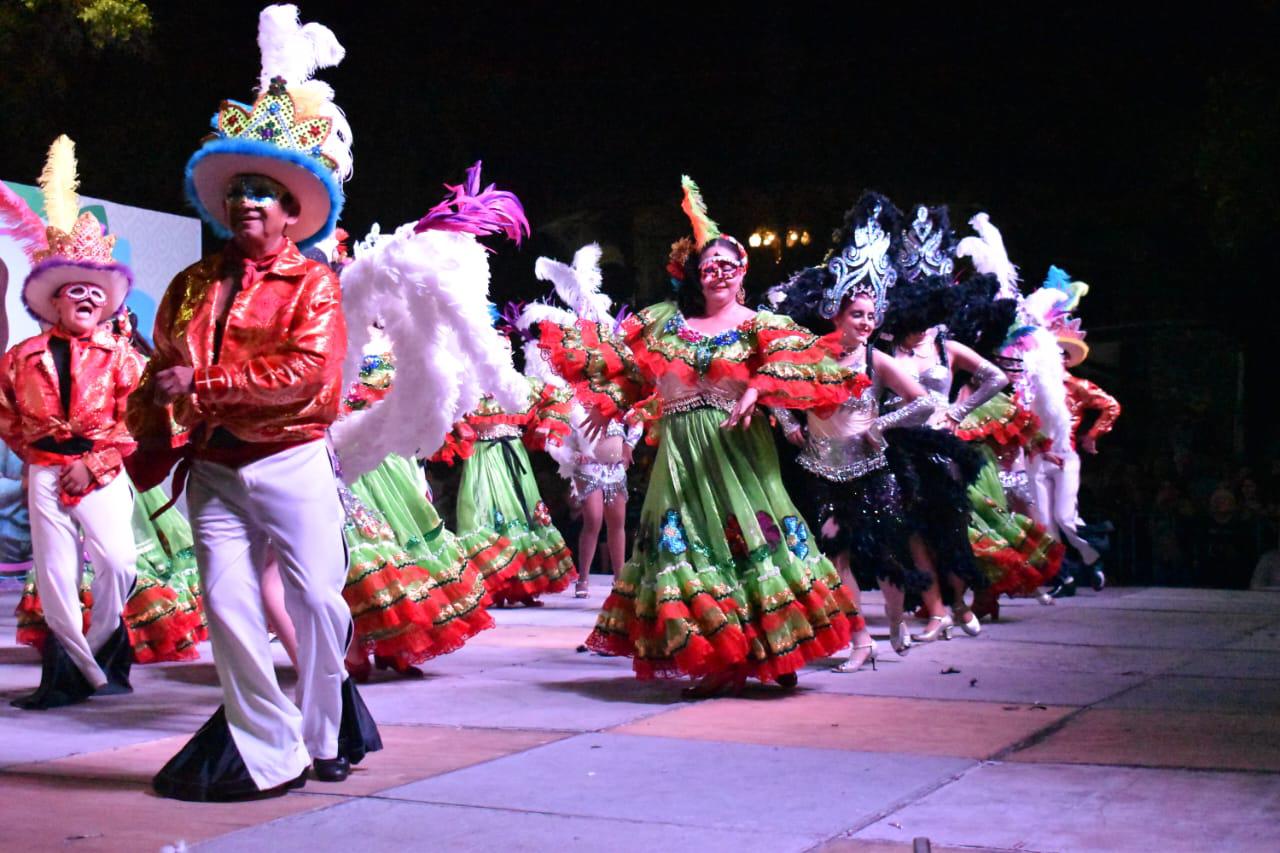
[533,243,612,325]
[956,213,1019,299]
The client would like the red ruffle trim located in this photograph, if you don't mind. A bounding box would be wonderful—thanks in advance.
[125,583,207,664]
[956,402,1041,448]
[488,543,577,606]
[586,580,861,684]
[432,425,478,466]
[15,588,91,653]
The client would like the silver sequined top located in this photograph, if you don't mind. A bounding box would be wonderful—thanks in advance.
[776,349,937,483]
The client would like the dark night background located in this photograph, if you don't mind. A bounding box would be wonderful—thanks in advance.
[2,1,1278,585]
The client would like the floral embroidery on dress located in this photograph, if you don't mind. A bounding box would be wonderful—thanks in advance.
[659,509,689,555]
[783,516,810,560]
[725,515,749,560]
[664,312,747,375]
[756,511,782,551]
[532,500,552,527]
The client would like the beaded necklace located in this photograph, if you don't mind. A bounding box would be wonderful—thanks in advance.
[664,312,749,374]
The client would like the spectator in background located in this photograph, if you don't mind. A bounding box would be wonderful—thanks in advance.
[1197,486,1257,589]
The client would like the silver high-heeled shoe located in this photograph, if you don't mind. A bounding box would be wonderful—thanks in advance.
[912,614,954,643]
[889,621,913,656]
[1037,592,1055,605]
[833,641,880,673]
[954,610,981,637]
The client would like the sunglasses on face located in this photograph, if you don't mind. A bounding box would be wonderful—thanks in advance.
[57,284,108,306]
[699,258,746,279]
[225,176,285,205]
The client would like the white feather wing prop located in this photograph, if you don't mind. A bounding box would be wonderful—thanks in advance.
[956,213,1020,299]
[329,223,527,481]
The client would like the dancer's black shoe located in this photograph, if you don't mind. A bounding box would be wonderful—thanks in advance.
[93,619,134,695]
[11,635,95,710]
[311,756,351,782]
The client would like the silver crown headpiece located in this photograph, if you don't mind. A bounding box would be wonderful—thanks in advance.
[820,201,897,318]
[897,205,955,283]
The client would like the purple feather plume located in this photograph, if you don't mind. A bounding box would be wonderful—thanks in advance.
[414,161,530,246]
[611,303,632,336]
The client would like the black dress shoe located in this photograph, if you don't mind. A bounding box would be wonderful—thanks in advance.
[312,756,351,782]
[776,673,798,690]
[1049,575,1077,599]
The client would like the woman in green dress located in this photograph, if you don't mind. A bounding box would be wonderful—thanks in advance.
[539,177,865,696]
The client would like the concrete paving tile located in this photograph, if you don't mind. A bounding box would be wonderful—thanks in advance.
[311,724,567,796]
[4,725,568,797]
[382,732,974,837]
[854,761,1280,852]
[465,623,594,649]
[817,839,1011,853]
[1094,675,1280,714]
[357,673,681,731]
[1009,708,1280,772]
[1226,622,1280,652]
[611,694,1072,760]
[0,766,343,852]
[799,655,1143,707]
[966,606,1273,650]
[1042,587,1280,615]
[195,797,821,853]
[0,703,211,766]
[1167,648,1280,680]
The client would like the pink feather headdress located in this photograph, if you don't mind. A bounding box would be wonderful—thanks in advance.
[414,161,530,247]
[0,182,48,261]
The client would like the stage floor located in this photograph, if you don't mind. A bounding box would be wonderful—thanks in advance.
[1,585,1277,852]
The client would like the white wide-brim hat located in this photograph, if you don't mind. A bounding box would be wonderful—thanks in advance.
[185,137,342,250]
[23,259,131,327]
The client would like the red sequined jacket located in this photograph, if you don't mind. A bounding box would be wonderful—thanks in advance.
[0,326,144,498]
[1065,373,1120,448]
[127,240,347,451]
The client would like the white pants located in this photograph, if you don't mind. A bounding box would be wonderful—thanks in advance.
[28,465,137,689]
[188,440,349,790]
[1029,450,1099,565]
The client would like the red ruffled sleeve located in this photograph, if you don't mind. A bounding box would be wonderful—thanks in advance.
[524,380,573,452]
[431,421,477,467]
[749,316,868,416]
[538,316,647,420]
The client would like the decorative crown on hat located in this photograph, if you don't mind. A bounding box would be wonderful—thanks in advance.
[30,135,117,266]
[34,212,117,266]
[212,77,339,173]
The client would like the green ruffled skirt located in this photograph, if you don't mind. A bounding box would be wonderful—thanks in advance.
[455,439,575,605]
[586,407,861,683]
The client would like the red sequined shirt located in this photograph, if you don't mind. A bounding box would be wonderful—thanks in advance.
[0,326,144,497]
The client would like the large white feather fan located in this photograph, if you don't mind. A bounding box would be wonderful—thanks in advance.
[329,222,528,481]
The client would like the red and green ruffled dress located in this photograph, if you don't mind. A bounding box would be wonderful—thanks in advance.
[436,379,577,606]
[16,480,208,663]
[540,301,866,683]
[956,392,1063,597]
[338,353,494,666]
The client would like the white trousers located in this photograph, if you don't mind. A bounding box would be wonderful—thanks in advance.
[187,440,350,790]
[28,465,137,689]
[1029,450,1099,565]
